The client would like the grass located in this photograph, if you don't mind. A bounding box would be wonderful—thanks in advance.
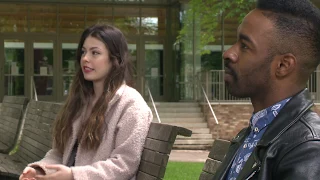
[164,161,204,180]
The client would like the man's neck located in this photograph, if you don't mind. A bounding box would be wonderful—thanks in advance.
[251,88,303,113]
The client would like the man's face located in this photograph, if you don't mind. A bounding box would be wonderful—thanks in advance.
[223,9,276,98]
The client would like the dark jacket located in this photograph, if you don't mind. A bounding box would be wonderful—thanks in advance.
[213,89,320,180]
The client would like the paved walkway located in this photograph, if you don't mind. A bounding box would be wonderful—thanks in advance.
[169,150,210,162]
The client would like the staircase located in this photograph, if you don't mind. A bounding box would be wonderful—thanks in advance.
[148,102,213,150]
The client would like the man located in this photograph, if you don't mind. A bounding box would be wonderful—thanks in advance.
[214,0,320,179]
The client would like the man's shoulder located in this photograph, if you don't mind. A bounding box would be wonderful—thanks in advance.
[299,110,320,138]
[278,109,320,144]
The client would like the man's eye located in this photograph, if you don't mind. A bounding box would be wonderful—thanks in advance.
[241,43,248,49]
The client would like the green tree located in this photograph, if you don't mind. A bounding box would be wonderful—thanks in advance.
[178,0,256,54]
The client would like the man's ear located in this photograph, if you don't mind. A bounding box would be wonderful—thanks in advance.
[275,53,296,78]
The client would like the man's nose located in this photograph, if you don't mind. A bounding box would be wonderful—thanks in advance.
[223,48,238,63]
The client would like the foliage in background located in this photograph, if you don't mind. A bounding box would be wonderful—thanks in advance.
[177,0,256,55]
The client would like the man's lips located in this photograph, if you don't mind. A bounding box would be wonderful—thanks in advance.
[224,67,233,75]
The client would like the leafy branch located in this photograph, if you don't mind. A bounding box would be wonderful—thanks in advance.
[177,0,256,54]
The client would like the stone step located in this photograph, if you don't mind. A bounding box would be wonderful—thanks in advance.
[173,144,212,150]
[151,112,204,118]
[149,102,199,107]
[154,117,205,123]
[189,128,211,134]
[174,139,213,145]
[177,134,212,139]
[169,122,208,128]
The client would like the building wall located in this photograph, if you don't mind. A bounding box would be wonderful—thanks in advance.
[202,103,320,141]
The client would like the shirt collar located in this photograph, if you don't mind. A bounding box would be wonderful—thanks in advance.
[250,98,291,132]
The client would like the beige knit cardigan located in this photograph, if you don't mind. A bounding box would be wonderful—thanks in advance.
[29,84,153,180]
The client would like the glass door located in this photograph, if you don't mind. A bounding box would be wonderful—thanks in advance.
[31,38,56,101]
[3,39,26,97]
[59,41,78,101]
[127,37,140,92]
[142,39,165,101]
[128,42,138,88]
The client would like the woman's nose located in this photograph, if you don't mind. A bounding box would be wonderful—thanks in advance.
[81,53,89,62]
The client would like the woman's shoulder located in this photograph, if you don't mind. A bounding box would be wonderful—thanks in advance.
[121,85,146,104]
[113,85,151,116]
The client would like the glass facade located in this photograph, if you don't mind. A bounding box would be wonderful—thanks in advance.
[4,40,25,96]
[0,1,180,102]
[4,0,317,102]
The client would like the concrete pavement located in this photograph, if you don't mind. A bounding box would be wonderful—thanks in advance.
[169,150,210,162]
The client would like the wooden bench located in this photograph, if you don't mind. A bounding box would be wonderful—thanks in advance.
[137,122,192,180]
[0,96,29,154]
[0,100,62,179]
[0,100,192,180]
[199,139,231,180]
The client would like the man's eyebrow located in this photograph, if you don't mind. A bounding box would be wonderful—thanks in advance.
[239,33,254,45]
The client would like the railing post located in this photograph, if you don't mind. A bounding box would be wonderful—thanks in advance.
[146,81,161,123]
[197,75,218,124]
[205,71,209,102]
[30,76,38,101]
[315,70,320,102]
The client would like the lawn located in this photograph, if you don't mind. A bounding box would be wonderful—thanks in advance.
[164,161,204,180]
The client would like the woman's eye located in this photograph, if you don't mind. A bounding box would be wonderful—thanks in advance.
[81,50,86,56]
[92,51,100,55]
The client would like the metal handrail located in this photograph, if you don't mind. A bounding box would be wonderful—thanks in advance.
[197,75,219,124]
[31,76,38,101]
[146,83,161,123]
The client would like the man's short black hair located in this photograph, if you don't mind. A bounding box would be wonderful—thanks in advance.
[257,0,320,74]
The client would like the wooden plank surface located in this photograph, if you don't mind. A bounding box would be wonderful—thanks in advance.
[199,171,215,180]
[147,123,176,142]
[138,160,166,178]
[202,158,222,175]
[144,138,173,154]
[0,96,28,154]
[141,149,169,167]
[176,126,192,137]
[208,139,230,161]
[136,171,159,180]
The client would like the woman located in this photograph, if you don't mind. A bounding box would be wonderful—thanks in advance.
[20,24,152,180]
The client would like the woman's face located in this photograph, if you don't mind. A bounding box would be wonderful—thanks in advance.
[80,36,112,84]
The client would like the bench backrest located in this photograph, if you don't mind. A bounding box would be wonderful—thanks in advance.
[0,96,29,154]
[136,122,192,180]
[12,100,62,166]
[6,101,193,178]
[199,139,231,180]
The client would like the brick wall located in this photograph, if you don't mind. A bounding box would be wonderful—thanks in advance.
[201,103,320,141]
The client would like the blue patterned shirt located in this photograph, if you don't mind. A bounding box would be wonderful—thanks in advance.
[227,98,291,180]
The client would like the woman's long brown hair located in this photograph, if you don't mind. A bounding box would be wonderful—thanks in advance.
[53,24,133,153]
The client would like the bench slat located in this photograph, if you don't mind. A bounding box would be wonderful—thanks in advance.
[141,149,169,167]
[138,160,166,178]
[144,138,173,154]
[0,96,29,154]
[147,123,192,142]
[200,139,231,180]
[136,171,160,180]
[199,171,215,180]
[202,158,222,175]
[208,139,230,161]
[147,123,177,142]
